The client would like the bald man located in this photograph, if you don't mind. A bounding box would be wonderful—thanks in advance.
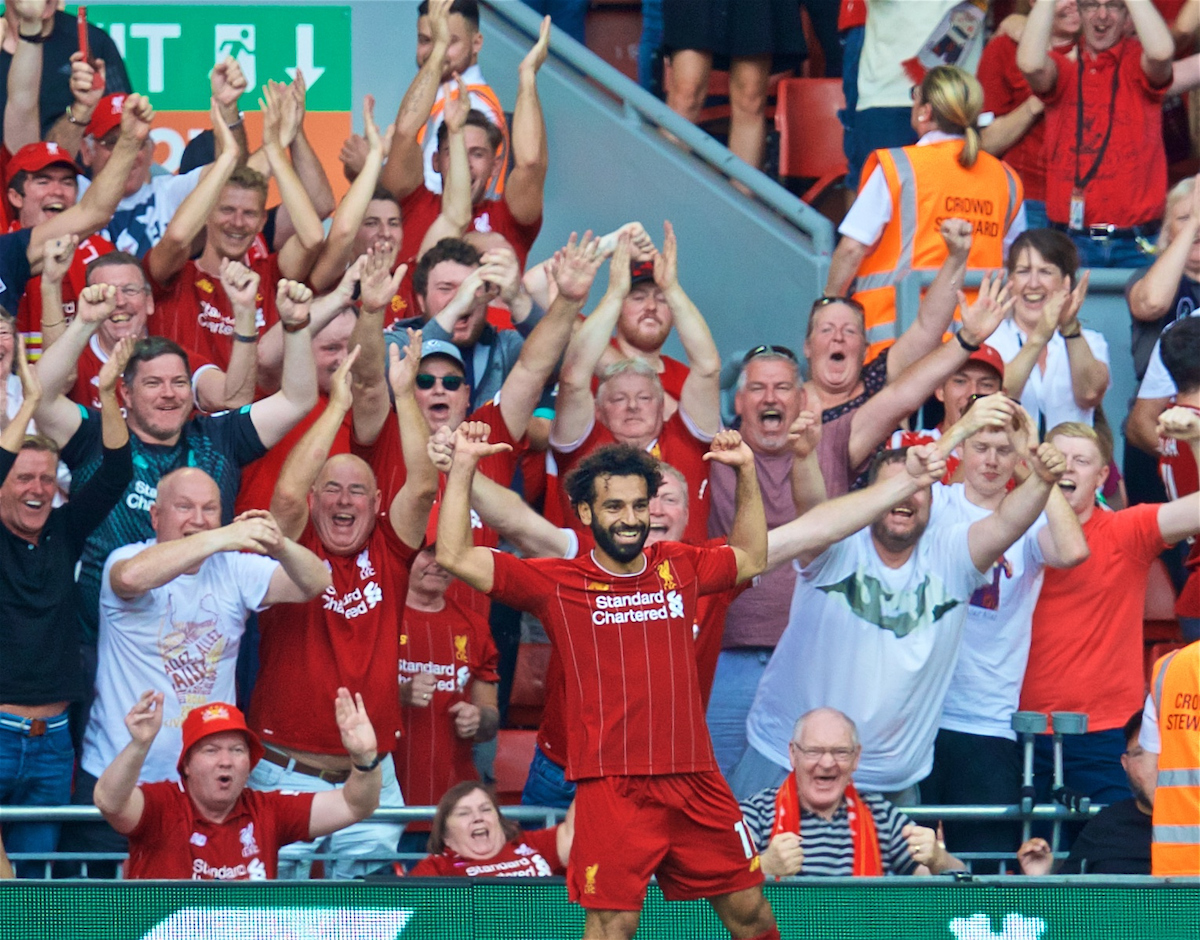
[245,337,438,879]
[71,467,331,866]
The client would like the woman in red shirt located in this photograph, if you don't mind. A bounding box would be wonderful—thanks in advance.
[410,781,572,877]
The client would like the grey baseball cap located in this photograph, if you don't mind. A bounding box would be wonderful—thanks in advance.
[419,338,465,367]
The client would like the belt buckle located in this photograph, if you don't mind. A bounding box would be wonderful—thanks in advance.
[29,718,47,737]
[1089,224,1115,240]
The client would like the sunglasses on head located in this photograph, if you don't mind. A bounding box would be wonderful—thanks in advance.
[743,344,798,365]
[811,295,865,316]
[416,373,464,391]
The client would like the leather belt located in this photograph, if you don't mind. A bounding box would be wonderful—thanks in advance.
[260,745,351,784]
[1050,220,1161,240]
[0,711,70,737]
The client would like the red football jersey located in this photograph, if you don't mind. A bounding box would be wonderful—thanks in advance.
[15,231,113,360]
[396,599,499,811]
[235,396,352,514]
[490,541,738,780]
[398,187,542,271]
[125,780,314,880]
[409,826,563,877]
[1159,403,1200,618]
[552,411,712,547]
[248,516,417,754]
[69,334,216,411]
[146,254,282,371]
[536,538,744,767]
[354,398,524,620]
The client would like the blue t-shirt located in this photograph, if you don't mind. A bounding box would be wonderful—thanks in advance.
[60,405,267,642]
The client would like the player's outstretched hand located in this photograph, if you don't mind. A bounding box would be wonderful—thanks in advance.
[703,429,754,469]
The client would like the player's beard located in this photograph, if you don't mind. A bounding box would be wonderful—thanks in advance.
[591,517,649,564]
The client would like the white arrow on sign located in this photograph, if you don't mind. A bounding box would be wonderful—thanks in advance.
[286,24,326,89]
[949,912,1049,940]
[141,907,413,940]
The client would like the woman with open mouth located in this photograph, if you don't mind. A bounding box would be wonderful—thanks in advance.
[408,780,572,878]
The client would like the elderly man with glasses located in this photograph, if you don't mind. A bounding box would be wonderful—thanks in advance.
[738,708,966,878]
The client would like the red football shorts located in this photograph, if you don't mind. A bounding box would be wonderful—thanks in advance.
[568,771,764,910]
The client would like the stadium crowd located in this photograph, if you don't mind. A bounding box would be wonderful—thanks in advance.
[0,0,1198,932]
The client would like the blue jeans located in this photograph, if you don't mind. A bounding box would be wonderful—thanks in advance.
[846,106,916,191]
[839,25,865,181]
[1032,728,1132,807]
[520,744,575,813]
[706,648,773,778]
[0,712,74,878]
[1023,199,1048,231]
[1068,233,1153,269]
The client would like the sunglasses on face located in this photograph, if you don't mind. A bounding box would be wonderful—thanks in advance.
[416,373,464,391]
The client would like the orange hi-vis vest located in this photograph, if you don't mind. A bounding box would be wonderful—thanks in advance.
[851,140,1023,362]
[1150,642,1200,876]
[418,83,511,196]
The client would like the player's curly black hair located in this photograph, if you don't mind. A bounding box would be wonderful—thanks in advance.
[565,444,662,508]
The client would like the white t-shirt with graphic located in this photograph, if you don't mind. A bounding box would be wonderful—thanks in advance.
[82,540,279,783]
[746,521,988,791]
[78,168,204,259]
[933,484,1048,741]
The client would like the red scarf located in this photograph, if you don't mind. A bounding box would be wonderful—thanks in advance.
[771,773,883,876]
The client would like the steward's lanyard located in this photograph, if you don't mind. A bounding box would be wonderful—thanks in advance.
[1074,52,1121,190]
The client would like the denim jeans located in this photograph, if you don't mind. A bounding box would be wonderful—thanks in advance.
[1023,199,1048,231]
[520,744,576,813]
[846,107,916,192]
[0,713,74,878]
[706,648,773,778]
[1068,233,1153,269]
[247,753,404,879]
[839,25,865,181]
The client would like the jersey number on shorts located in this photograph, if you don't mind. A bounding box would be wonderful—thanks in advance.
[733,820,755,859]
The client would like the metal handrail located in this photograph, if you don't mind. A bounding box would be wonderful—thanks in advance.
[0,805,566,825]
[479,0,835,254]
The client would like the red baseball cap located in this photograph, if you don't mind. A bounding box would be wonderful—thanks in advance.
[85,94,127,141]
[176,701,265,775]
[967,343,1005,381]
[5,142,79,188]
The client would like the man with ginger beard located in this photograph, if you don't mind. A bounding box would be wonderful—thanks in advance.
[731,419,1067,803]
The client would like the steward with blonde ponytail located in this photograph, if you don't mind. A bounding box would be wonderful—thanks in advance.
[920,65,984,169]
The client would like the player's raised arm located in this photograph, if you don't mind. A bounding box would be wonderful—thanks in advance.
[435,422,511,593]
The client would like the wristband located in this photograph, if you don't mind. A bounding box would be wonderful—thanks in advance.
[353,754,383,773]
[18,31,50,44]
[233,332,258,344]
[955,331,981,352]
[282,315,311,334]
[65,105,89,126]
[226,112,245,130]
[1060,327,1083,340]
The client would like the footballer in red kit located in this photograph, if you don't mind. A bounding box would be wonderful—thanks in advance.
[437,424,779,940]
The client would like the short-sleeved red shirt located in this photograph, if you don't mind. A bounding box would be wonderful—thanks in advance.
[234,397,352,514]
[15,231,114,360]
[248,516,418,754]
[69,333,216,411]
[146,254,283,370]
[409,826,563,877]
[125,780,314,880]
[1039,37,1168,227]
[978,34,1049,202]
[551,412,713,547]
[399,188,542,271]
[1159,404,1200,618]
[535,538,745,768]
[1021,503,1169,732]
[396,598,500,810]
[490,541,738,780]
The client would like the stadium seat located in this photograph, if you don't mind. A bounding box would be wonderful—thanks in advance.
[774,77,848,206]
[1146,641,1189,687]
[492,729,538,805]
[506,642,552,729]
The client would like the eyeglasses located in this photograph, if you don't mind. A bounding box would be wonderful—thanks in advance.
[1078,1,1124,14]
[109,285,150,298]
[743,344,798,365]
[416,373,464,391]
[790,743,857,764]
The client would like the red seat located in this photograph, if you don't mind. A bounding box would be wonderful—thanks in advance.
[506,642,551,730]
[493,729,538,805]
[774,77,847,205]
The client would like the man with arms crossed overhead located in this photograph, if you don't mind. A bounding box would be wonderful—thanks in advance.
[437,424,778,940]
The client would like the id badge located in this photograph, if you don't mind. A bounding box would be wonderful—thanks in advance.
[1069,188,1086,231]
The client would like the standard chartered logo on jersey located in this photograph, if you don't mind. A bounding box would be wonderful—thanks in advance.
[591,589,684,625]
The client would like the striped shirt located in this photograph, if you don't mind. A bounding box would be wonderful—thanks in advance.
[738,786,919,876]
